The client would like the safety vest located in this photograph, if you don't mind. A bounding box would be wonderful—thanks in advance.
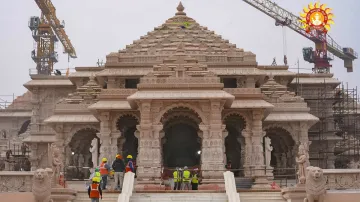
[100,162,109,175]
[173,171,180,182]
[125,161,133,173]
[89,183,100,198]
[183,170,191,182]
[191,174,198,184]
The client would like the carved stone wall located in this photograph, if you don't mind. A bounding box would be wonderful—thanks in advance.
[0,171,33,192]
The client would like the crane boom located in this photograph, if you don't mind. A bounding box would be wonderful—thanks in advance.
[242,0,357,72]
[35,0,76,58]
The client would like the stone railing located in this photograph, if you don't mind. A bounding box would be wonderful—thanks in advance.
[0,171,33,192]
[223,171,240,202]
[118,171,135,202]
[324,169,360,190]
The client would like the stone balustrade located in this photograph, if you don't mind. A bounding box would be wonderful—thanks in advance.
[0,171,33,192]
[324,169,360,190]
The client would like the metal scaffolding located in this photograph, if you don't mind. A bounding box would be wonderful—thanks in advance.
[294,78,360,168]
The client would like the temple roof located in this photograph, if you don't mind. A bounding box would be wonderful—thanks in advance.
[106,2,256,65]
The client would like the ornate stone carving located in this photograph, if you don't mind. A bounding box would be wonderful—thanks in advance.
[32,168,52,202]
[304,166,326,202]
[296,142,311,184]
[50,143,62,187]
[264,137,273,168]
[90,138,99,168]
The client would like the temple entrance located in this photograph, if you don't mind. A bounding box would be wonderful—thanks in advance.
[66,128,99,180]
[161,107,201,168]
[117,115,139,159]
[264,127,295,178]
[224,114,245,177]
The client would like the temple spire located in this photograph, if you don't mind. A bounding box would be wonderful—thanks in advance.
[176,2,186,16]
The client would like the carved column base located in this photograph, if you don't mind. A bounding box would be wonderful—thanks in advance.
[252,176,271,189]
[243,165,252,177]
[136,166,162,182]
[266,166,274,180]
[281,186,306,202]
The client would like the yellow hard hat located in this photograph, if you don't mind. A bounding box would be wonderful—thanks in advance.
[92,177,100,183]
[127,155,133,159]
[102,158,107,162]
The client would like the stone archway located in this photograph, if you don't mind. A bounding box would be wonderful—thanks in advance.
[161,107,202,168]
[264,127,295,177]
[116,114,139,159]
[66,128,99,179]
[223,114,246,176]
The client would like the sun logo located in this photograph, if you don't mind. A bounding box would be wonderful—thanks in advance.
[300,2,334,33]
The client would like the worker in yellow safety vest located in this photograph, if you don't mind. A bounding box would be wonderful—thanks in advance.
[191,168,199,190]
[182,166,191,190]
[173,167,182,190]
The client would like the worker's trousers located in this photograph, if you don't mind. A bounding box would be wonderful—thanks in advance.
[114,172,124,190]
[182,181,191,190]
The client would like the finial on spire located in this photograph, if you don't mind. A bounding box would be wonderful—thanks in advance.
[176,2,186,16]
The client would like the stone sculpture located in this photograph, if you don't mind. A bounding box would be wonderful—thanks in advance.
[304,166,326,202]
[296,143,310,184]
[264,137,273,167]
[90,138,98,168]
[32,168,53,202]
[50,143,62,186]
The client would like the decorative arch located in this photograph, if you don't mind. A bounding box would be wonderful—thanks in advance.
[263,123,297,143]
[163,118,199,132]
[222,111,251,130]
[154,103,208,125]
[112,112,140,132]
[65,124,100,146]
[162,111,201,125]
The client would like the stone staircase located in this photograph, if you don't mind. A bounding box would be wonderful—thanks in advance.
[75,191,286,202]
[130,193,228,202]
[235,177,254,189]
[239,191,285,202]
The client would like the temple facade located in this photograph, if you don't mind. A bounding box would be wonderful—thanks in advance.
[1,3,352,186]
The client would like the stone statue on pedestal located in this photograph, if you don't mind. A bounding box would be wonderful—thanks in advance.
[296,142,310,184]
[90,138,98,168]
[264,137,273,168]
[50,143,62,187]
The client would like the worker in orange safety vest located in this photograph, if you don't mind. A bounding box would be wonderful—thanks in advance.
[88,177,102,202]
[99,158,111,190]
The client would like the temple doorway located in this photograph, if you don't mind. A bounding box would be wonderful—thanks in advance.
[264,127,295,178]
[224,114,245,176]
[117,115,139,159]
[66,127,99,179]
[161,107,201,168]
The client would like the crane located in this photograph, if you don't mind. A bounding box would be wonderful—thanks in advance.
[29,0,77,75]
[242,0,357,73]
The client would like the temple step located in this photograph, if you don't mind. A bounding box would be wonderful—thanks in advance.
[235,177,254,189]
[130,193,228,202]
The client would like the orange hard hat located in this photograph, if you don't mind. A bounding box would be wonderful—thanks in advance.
[116,154,122,159]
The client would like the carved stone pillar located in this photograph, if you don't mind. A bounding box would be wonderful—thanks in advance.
[107,77,116,89]
[326,141,336,169]
[251,110,270,188]
[245,77,256,88]
[241,129,252,177]
[30,87,40,133]
[136,124,163,182]
[98,112,117,164]
[199,123,225,182]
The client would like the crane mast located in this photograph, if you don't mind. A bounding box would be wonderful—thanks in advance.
[29,0,76,75]
[242,0,357,73]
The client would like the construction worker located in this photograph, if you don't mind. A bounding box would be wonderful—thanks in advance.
[100,158,110,190]
[89,168,101,184]
[173,167,181,190]
[88,177,102,202]
[112,154,125,190]
[191,168,199,190]
[125,155,134,173]
[182,166,191,190]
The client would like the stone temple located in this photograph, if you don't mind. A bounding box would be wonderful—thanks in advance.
[0,2,359,198]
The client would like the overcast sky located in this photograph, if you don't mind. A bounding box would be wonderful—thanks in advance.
[0,0,359,102]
